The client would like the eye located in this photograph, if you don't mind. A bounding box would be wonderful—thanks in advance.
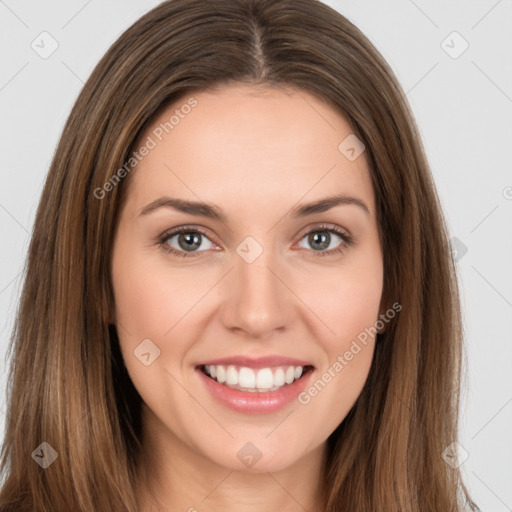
[296,224,353,257]
[157,224,353,258]
[158,226,215,258]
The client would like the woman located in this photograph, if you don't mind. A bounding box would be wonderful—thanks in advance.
[0,0,479,510]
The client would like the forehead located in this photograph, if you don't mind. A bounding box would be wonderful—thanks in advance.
[125,84,374,216]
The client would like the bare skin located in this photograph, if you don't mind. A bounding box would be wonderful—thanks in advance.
[110,83,384,512]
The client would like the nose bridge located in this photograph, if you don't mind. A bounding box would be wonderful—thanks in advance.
[220,237,289,336]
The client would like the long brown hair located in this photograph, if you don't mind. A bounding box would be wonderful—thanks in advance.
[0,0,479,510]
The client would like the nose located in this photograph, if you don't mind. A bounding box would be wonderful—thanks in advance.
[219,248,290,338]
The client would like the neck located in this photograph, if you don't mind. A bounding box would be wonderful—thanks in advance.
[135,406,328,512]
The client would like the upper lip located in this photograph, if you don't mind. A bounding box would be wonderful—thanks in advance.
[197,356,314,369]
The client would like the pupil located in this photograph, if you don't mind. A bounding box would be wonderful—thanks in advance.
[179,232,201,251]
[176,231,331,252]
[310,231,329,250]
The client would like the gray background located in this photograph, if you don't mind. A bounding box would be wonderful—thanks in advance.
[1,0,511,509]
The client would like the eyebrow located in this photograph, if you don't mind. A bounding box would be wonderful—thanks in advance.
[138,194,370,220]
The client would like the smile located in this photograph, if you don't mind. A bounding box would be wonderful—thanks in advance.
[200,364,314,392]
[196,363,315,414]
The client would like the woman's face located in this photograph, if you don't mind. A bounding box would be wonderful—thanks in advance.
[111,83,384,473]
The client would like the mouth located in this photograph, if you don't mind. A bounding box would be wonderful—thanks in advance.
[197,363,315,393]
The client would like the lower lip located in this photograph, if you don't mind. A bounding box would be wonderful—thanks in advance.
[196,367,314,414]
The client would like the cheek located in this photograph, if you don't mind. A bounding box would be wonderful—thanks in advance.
[305,257,383,349]
[113,271,165,338]
[295,274,381,440]
[111,247,212,382]
[111,246,184,340]
[311,281,380,397]
[298,253,382,405]
[338,275,383,342]
[110,249,189,408]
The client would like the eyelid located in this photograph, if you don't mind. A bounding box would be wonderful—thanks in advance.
[294,222,351,241]
[157,225,219,254]
[292,223,353,257]
[157,222,353,257]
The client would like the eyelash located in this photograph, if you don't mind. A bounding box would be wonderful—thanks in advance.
[157,224,353,259]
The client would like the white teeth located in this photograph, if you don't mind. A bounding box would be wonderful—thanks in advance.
[216,365,226,383]
[273,367,285,386]
[202,364,309,391]
[256,368,274,389]
[238,367,256,388]
[226,365,238,385]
